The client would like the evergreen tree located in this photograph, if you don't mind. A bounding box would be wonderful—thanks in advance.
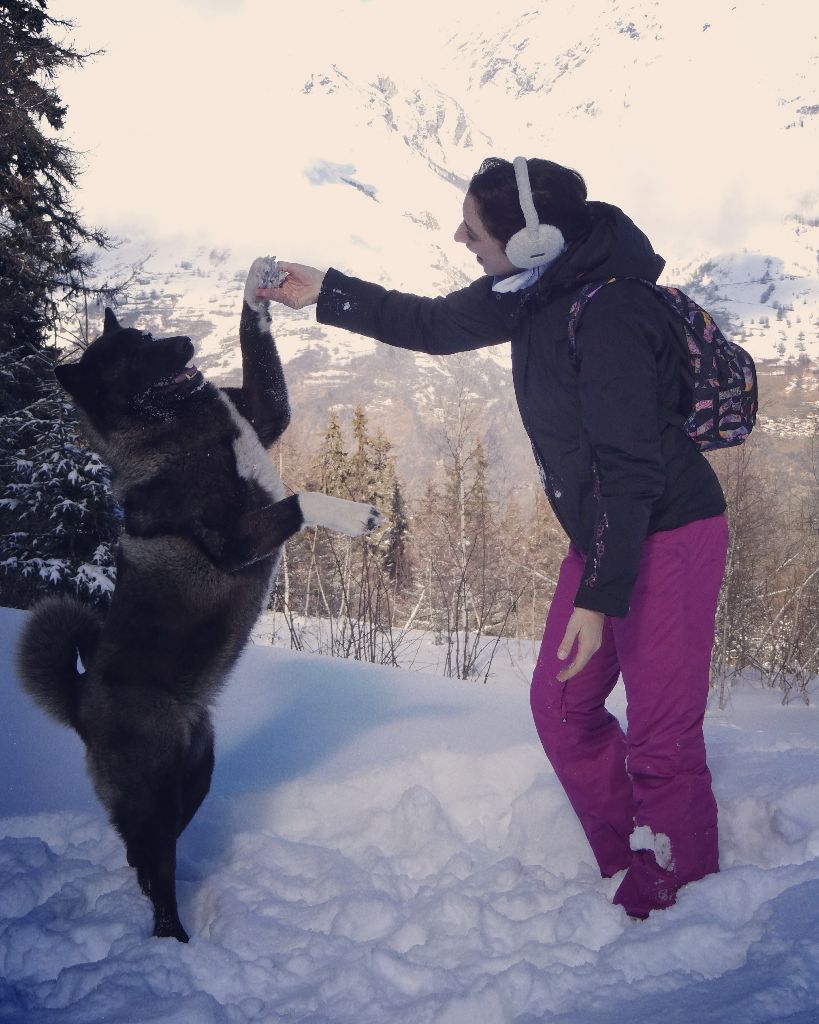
[366,428,410,585]
[277,408,411,651]
[1,0,108,369]
[348,403,374,499]
[296,411,352,616]
[340,409,410,585]
[314,411,349,495]
[0,1,118,607]
[0,348,119,608]
[384,476,410,587]
[369,429,395,505]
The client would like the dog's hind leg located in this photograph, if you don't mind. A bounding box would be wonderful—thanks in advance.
[109,768,191,942]
[177,711,215,837]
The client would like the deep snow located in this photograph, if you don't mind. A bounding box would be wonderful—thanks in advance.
[1,605,818,1024]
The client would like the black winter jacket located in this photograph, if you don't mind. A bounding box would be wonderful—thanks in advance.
[316,201,726,617]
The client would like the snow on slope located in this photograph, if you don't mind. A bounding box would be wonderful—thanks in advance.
[668,211,819,364]
[431,0,819,246]
[2,606,818,1023]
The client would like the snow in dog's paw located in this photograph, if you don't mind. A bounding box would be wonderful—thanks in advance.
[298,492,383,537]
[244,257,287,312]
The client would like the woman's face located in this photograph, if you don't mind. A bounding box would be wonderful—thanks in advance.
[454,193,519,277]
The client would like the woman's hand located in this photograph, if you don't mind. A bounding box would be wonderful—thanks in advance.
[556,607,605,682]
[255,262,326,309]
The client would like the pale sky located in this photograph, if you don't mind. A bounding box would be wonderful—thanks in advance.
[48,0,819,270]
[49,1,373,235]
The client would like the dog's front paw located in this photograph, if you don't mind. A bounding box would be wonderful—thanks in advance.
[298,492,383,537]
[244,256,287,311]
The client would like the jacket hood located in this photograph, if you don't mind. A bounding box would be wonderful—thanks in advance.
[540,201,665,293]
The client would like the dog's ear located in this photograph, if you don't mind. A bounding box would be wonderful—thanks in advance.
[103,307,121,336]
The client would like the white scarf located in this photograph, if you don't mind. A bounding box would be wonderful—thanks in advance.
[491,264,546,294]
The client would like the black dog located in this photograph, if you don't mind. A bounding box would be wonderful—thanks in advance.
[17,258,381,941]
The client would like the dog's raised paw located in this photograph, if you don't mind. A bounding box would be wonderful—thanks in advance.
[244,256,287,311]
[298,492,383,537]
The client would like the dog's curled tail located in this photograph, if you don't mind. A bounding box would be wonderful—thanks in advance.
[16,596,104,729]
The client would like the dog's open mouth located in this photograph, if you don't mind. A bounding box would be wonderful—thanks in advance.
[152,364,204,398]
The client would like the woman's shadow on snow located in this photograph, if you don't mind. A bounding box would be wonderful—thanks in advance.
[211,642,452,791]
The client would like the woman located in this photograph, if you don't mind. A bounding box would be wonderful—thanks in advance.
[258,157,728,919]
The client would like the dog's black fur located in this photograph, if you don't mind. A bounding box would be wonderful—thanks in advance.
[16,259,380,942]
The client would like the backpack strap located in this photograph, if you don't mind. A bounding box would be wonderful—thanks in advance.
[567,275,690,362]
[566,277,618,364]
[566,275,688,428]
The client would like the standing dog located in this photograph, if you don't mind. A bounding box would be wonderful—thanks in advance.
[16,258,381,942]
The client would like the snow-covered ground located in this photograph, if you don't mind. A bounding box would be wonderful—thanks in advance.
[1,604,818,1024]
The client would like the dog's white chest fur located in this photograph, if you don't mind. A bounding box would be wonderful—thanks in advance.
[217,392,286,502]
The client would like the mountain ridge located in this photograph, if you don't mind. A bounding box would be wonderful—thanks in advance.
[70,1,819,498]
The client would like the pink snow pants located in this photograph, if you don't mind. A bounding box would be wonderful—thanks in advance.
[530,514,729,919]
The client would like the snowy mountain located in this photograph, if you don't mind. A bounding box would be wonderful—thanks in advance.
[76,0,819,495]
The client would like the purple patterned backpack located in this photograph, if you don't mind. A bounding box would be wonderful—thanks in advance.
[567,277,758,452]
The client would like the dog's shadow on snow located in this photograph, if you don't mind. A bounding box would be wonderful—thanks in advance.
[177,642,461,872]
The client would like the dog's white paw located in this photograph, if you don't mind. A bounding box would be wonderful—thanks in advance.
[244,256,287,312]
[298,492,383,537]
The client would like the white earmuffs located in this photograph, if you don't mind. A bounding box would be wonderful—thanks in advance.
[504,156,566,270]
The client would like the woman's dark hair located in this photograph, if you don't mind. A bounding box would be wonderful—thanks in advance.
[467,157,592,245]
